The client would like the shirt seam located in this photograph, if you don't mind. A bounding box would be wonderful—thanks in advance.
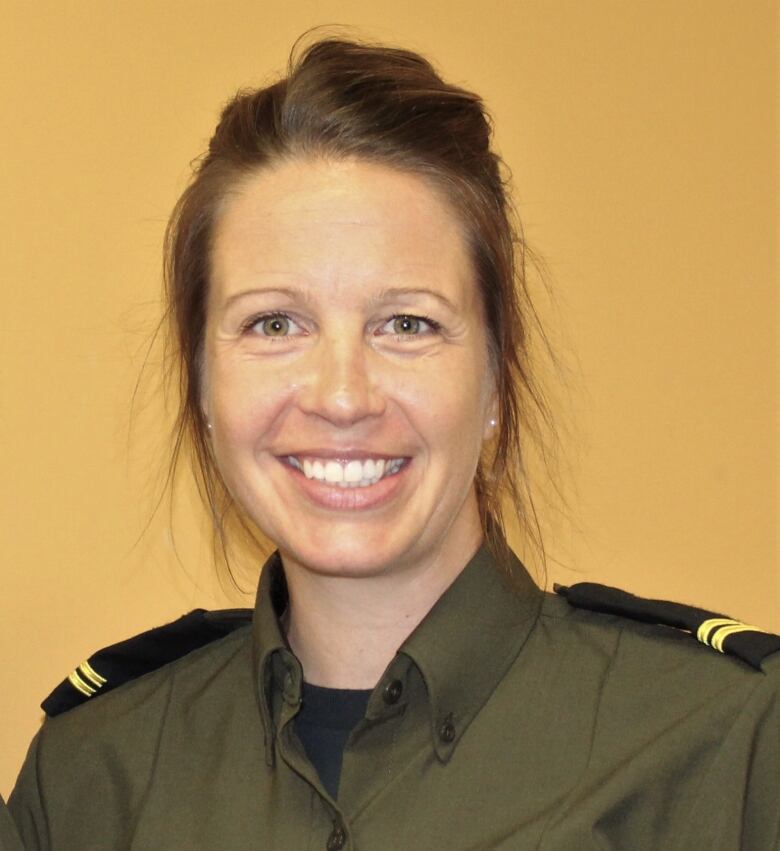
[126,665,176,845]
[535,617,627,848]
[31,729,52,850]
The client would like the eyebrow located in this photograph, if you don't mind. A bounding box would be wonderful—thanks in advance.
[222,286,459,313]
[372,287,459,313]
[222,287,311,310]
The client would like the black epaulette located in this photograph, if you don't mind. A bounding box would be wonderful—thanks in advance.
[555,582,780,672]
[43,608,252,717]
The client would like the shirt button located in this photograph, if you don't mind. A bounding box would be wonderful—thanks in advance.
[438,714,456,743]
[326,825,347,850]
[382,679,403,705]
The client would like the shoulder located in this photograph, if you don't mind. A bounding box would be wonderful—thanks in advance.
[534,582,780,788]
[528,584,780,847]
[43,608,253,717]
[34,610,253,775]
[538,581,780,700]
[10,612,256,845]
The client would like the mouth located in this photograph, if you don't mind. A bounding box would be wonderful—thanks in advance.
[282,455,408,488]
[278,454,412,510]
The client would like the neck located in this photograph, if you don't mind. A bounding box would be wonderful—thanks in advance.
[281,528,484,689]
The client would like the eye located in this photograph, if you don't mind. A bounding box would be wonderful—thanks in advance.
[243,312,302,339]
[382,314,442,339]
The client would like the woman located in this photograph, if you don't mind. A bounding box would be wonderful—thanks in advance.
[9,36,780,850]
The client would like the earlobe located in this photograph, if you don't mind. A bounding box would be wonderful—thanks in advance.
[201,401,213,435]
[483,400,499,441]
[200,375,211,434]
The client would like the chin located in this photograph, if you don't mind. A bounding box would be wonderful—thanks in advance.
[280,531,414,579]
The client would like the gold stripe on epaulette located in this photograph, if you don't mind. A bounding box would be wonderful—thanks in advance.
[67,670,97,697]
[711,622,764,652]
[696,618,740,645]
[79,661,107,688]
[696,618,766,653]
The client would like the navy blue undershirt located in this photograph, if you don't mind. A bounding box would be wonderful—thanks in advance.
[294,682,372,799]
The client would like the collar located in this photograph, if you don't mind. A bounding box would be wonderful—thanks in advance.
[394,542,543,760]
[251,542,543,765]
[251,551,297,766]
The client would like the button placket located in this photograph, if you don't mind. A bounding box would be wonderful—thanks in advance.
[438,712,456,743]
[326,823,347,850]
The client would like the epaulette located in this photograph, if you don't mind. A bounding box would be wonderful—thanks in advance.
[43,608,252,717]
[555,582,780,672]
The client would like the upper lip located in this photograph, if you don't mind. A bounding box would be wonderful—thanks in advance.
[279,449,409,461]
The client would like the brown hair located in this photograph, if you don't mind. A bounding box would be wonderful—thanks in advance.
[164,33,557,581]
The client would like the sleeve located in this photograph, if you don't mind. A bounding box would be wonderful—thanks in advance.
[0,795,25,851]
[7,732,50,851]
[6,668,176,850]
[694,656,780,850]
[741,661,780,850]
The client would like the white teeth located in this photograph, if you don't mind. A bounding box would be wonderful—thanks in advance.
[344,460,363,483]
[324,461,344,483]
[287,455,405,487]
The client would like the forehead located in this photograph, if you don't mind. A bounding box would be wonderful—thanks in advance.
[209,157,477,305]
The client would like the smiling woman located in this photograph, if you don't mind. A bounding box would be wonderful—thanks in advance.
[7,33,780,851]
[204,158,498,686]
[206,159,495,596]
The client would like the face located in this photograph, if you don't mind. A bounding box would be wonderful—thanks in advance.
[203,157,498,582]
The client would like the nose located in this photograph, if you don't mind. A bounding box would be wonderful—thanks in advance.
[296,333,386,427]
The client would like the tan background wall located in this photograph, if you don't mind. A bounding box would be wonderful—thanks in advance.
[1,0,776,796]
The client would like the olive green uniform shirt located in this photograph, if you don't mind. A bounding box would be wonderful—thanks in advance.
[0,798,23,851]
[9,545,780,850]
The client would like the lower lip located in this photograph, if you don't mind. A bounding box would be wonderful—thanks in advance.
[279,458,411,511]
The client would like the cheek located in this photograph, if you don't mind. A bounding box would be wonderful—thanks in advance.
[206,355,293,452]
[402,357,489,442]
